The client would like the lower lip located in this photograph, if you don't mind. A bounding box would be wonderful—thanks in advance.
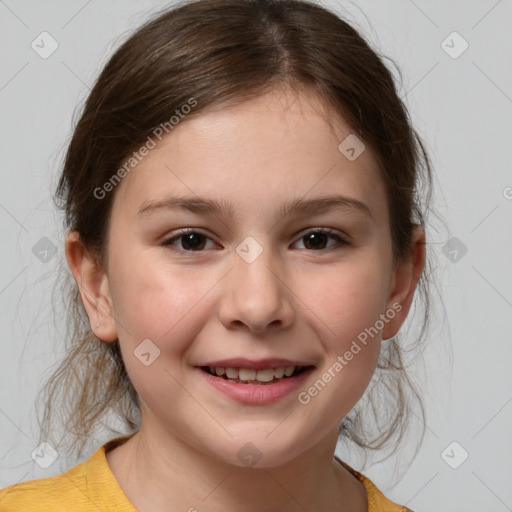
[196,367,314,405]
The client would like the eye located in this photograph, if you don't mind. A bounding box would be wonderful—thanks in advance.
[161,229,220,252]
[292,228,350,251]
[161,228,350,253]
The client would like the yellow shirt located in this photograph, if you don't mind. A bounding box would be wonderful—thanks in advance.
[0,436,413,511]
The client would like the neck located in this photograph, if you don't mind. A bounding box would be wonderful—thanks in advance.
[106,422,367,512]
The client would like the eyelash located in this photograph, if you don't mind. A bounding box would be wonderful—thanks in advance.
[160,228,350,253]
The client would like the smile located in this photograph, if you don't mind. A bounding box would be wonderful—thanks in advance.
[196,365,315,404]
[200,365,310,384]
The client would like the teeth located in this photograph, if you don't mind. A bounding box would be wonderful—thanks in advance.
[284,366,295,377]
[225,367,238,379]
[208,365,303,382]
[238,368,256,381]
[256,368,275,382]
[274,366,285,378]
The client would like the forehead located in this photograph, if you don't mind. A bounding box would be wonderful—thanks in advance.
[110,87,388,224]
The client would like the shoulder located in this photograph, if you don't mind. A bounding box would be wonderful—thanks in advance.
[0,437,136,512]
[0,457,91,512]
[335,456,415,512]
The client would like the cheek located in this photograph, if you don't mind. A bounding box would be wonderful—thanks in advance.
[294,266,387,418]
[109,250,218,350]
[300,258,390,343]
[108,258,218,406]
[294,257,390,407]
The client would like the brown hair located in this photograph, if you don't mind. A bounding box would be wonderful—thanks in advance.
[38,0,436,463]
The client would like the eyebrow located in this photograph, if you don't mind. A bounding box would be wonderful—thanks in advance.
[278,195,373,220]
[138,194,373,220]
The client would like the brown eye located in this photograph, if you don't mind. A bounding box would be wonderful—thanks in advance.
[294,229,349,251]
[179,233,207,250]
[303,232,329,250]
[161,230,217,251]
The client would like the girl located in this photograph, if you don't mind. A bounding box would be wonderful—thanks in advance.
[0,0,434,510]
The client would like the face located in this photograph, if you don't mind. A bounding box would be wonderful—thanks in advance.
[69,86,422,468]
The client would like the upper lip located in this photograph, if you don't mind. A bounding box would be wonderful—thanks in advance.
[196,358,315,371]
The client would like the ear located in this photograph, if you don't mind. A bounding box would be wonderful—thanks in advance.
[65,231,118,342]
[382,226,426,340]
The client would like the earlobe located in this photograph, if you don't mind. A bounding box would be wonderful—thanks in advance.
[382,227,426,340]
[65,231,118,342]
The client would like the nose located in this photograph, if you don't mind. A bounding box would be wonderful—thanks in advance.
[217,241,295,333]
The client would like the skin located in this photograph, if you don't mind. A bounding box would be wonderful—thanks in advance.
[66,86,425,512]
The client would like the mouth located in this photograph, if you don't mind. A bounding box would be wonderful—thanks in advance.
[198,365,314,385]
[196,361,316,404]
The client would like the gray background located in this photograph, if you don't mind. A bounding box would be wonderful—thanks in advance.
[1,1,511,510]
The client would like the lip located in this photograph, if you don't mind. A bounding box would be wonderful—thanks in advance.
[196,357,314,371]
[196,365,315,405]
